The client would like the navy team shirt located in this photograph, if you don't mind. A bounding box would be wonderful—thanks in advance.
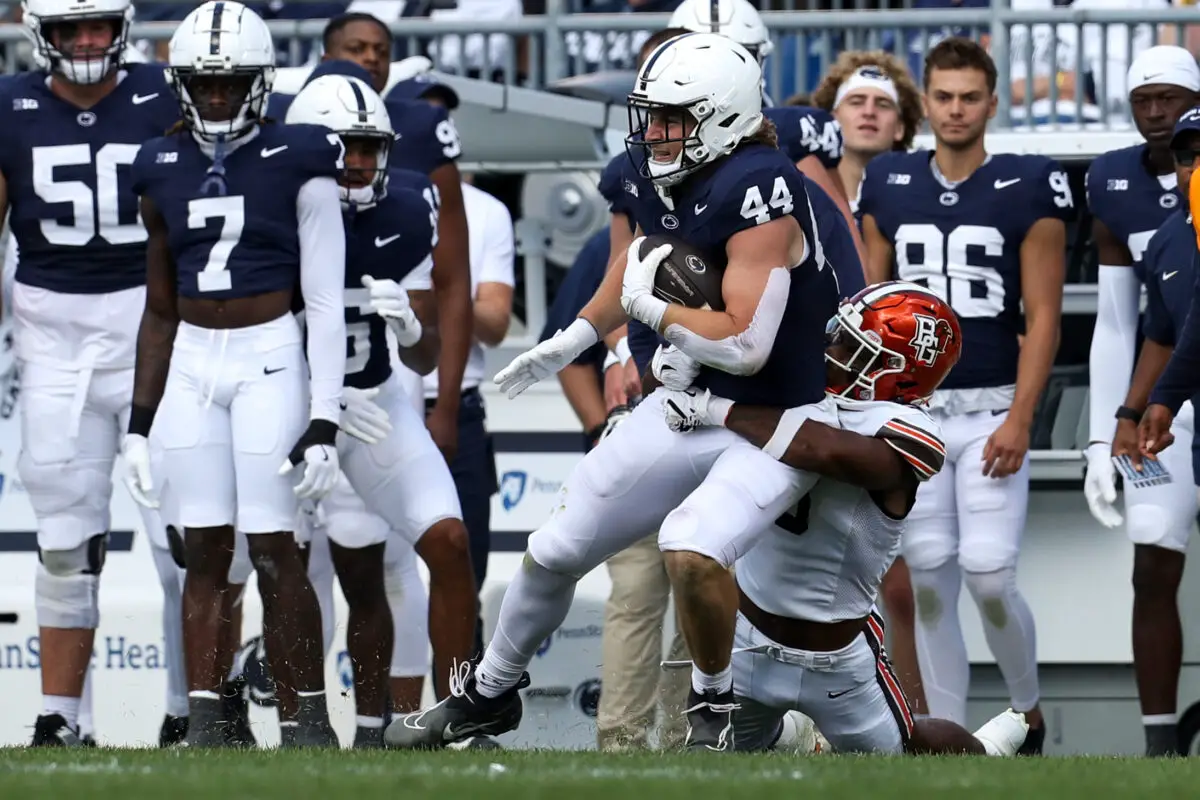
[0,64,179,294]
[860,150,1075,390]
[1087,144,1182,280]
[343,174,437,390]
[267,60,463,178]
[623,144,849,406]
[131,123,344,299]
[765,105,843,170]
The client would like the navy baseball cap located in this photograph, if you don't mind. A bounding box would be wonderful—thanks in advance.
[305,59,375,89]
[388,73,460,110]
[1170,105,1200,149]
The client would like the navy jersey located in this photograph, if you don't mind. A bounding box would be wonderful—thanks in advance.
[624,145,846,406]
[542,226,610,373]
[343,180,437,390]
[599,153,639,224]
[765,105,843,170]
[1086,144,1182,280]
[0,65,178,294]
[131,123,344,300]
[1142,210,1198,349]
[860,150,1074,390]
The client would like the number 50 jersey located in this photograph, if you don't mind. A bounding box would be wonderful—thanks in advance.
[859,151,1074,390]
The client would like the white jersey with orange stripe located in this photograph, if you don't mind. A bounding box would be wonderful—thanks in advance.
[736,398,945,624]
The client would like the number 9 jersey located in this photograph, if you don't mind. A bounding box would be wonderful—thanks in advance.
[858,151,1074,390]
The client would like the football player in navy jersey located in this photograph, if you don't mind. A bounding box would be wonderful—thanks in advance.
[0,0,183,747]
[387,33,853,752]
[859,38,1073,754]
[1081,49,1200,757]
[286,74,478,746]
[297,13,474,468]
[121,1,346,748]
[1114,108,1200,756]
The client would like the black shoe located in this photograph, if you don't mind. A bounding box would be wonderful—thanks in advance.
[30,714,82,747]
[159,714,189,748]
[221,679,257,748]
[80,734,97,748]
[383,660,530,750]
[1017,722,1045,756]
[683,689,738,752]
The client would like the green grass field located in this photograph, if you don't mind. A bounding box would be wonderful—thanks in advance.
[2,748,1199,799]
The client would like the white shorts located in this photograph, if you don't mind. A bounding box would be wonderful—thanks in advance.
[317,473,390,549]
[902,409,1030,573]
[732,610,913,754]
[337,373,461,546]
[155,316,308,534]
[1126,402,1196,553]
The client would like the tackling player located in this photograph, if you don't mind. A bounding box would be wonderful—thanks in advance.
[386,33,853,752]
[122,1,346,748]
[1082,47,1200,757]
[859,37,1073,753]
[0,0,180,747]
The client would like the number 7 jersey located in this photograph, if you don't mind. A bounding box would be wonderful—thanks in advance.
[859,151,1073,390]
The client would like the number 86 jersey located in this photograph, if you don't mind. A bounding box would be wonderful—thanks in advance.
[859,151,1074,390]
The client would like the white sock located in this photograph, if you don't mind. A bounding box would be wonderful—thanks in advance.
[189,690,220,701]
[691,664,732,695]
[911,561,970,725]
[78,667,95,735]
[476,558,578,699]
[964,568,1040,714]
[43,695,81,728]
[356,715,384,728]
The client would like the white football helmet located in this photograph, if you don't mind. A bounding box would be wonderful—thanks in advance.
[286,74,394,209]
[167,1,276,143]
[22,0,133,85]
[668,0,773,63]
[627,32,764,187]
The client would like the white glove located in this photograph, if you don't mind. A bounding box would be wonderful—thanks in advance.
[363,275,422,348]
[120,433,159,509]
[660,387,734,433]
[279,420,341,501]
[494,318,599,399]
[652,344,701,391]
[339,386,391,445]
[1084,441,1123,528]
[621,236,671,330]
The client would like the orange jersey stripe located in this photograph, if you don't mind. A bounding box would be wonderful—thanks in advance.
[884,419,946,455]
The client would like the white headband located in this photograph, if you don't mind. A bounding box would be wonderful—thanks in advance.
[1127,45,1200,94]
[834,66,900,109]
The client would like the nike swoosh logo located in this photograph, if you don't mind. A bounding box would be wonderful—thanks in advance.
[375,234,401,247]
[444,721,489,739]
[694,203,708,214]
[994,178,1021,189]
[1164,271,1179,280]
[263,366,286,375]
[131,92,159,105]
[261,145,289,158]
[827,688,854,699]
[1144,72,1164,80]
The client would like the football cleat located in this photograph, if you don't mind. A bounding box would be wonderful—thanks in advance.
[384,659,530,750]
[159,714,189,748]
[30,714,82,747]
[683,688,738,752]
[973,708,1030,756]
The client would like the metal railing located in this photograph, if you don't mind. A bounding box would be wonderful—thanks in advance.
[0,4,1195,127]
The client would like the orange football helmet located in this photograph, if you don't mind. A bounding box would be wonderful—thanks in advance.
[825,281,962,404]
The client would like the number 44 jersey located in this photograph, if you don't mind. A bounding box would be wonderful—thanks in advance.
[0,64,179,294]
[859,151,1074,390]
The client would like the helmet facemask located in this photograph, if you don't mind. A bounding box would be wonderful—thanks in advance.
[337,131,393,210]
[625,99,714,188]
[169,67,272,144]
[26,11,130,85]
[824,307,907,403]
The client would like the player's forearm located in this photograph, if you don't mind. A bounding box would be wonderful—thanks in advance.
[558,364,607,431]
[1009,313,1060,427]
[433,266,472,412]
[474,297,510,347]
[579,251,631,337]
[1088,266,1141,442]
[398,324,441,376]
[1124,339,1174,413]
[131,309,177,416]
[725,405,906,490]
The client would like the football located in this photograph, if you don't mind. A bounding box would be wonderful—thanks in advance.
[639,234,727,312]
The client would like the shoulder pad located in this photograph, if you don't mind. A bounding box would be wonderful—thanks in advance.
[875,408,946,482]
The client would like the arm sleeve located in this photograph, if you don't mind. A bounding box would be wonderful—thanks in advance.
[1088,265,1141,441]
[296,176,347,424]
[399,255,434,291]
[1148,267,1200,413]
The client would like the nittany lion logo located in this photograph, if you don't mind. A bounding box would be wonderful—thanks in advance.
[908,313,954,366]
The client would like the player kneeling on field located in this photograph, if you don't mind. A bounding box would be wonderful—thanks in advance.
[658,282,1028,755]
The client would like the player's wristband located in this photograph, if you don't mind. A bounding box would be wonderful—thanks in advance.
[1115,405,1143,424]
[614,336,632,366]
[763,406,815,460]
[603,349,620,371]
[128,404,157,437]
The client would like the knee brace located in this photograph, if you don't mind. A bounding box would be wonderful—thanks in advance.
[166,525,187,570]
[36,534,106,629]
